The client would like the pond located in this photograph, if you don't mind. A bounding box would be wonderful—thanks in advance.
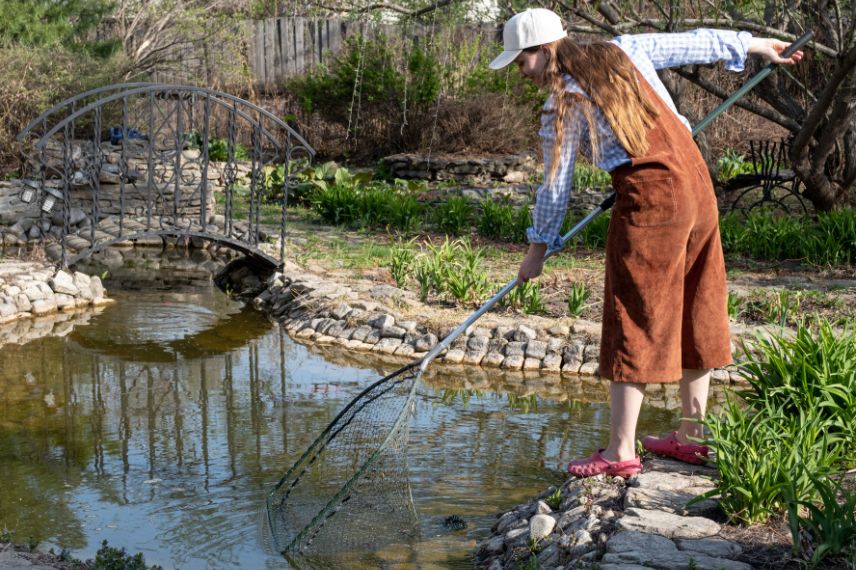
[0,257,680,569]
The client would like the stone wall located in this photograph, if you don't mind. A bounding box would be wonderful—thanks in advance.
[383,153,539,184]
[246,264,744,386]
[0,261,110,329]
[2,140,245,245]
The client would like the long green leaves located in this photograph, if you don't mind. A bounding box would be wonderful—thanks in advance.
[703,320,856,531]
[720,209,856,266]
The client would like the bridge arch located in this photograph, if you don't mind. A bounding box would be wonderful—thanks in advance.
[17,83,315,269]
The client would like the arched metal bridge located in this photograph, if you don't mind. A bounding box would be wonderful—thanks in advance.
[17,83,315,269]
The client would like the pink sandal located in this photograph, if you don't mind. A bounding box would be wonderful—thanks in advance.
[567,449,642,478]
[642,432,709,465]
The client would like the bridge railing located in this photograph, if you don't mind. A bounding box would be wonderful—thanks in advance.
[17,84,315,269]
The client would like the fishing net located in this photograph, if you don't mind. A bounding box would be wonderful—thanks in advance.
[264,362,422,563]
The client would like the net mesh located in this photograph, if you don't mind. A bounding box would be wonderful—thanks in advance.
[264,362,422,562]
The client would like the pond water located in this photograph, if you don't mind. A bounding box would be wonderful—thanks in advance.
[0,262,679,569]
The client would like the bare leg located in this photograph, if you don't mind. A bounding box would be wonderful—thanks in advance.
[676,368,711,443]
[600,382,646,462]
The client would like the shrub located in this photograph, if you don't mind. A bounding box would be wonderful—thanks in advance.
[0,46,123,173]
[287,31,541,160]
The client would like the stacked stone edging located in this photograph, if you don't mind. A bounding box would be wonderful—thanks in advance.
[250,264,749,385]
[475,459,751,570]
[0,261,111,327]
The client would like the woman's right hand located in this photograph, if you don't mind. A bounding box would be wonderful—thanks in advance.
[517,243,548,284]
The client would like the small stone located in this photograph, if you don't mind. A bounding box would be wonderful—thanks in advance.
[331,303,351,320]
[504,341,525,357]
[501,355,524,369]
[542,353,562,373]
[31,298,57,315]
[90,276,105,299]
[547,323,570,336]
[351,325,373,342]
[529,514,556,541]
[579,361,599,376]
[373,338,402,354]
[50,270,79,296]
[414,333,438,352]
[505,526,528,543]
[675,537,743,559]
[525,340,547,359]
[381,325,407,339]
[513,325,537,342]
[467,335,489,352]
[523,357,541,370]
[482,352,504,367]
[444,348,465,364]
[363,329,381,345]
[462,350,485,365]
[534,500,552,514]
[368,313,394,329]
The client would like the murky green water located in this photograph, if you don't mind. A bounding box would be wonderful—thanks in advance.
[0,265,679,569]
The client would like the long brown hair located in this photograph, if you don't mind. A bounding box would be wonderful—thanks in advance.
[541,38,660,182]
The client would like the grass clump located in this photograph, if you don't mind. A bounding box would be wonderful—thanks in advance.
[700,319,856,564]
[720,209,856,266]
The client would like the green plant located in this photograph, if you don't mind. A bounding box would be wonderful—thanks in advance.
[727,291,743,320]
[567,281,590,317]
[478,198,530,242]
[737,320,856,460]
[716,148,753,182]
[505,281,545,314]
[545,487,562,510]
[573,163,611,189]
[572,210,611,249]
[699,399,843,524]
[433,196,474,236]
[93,540,163,570]
[699,319,856,524]
[787,474,856,568]
[414,258,433,303]
[388,240,415,288]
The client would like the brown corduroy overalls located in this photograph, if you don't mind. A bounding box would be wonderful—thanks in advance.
[599,78,733,383]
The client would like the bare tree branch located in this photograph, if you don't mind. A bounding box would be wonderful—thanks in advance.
[671,67,801,130]
[312,0,455,17]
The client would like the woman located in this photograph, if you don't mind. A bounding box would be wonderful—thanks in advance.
[490,8,803,477]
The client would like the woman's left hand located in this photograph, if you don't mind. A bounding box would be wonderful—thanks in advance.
[748,37,804,65]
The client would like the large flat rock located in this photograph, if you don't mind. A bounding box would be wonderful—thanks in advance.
[617,507,721,539]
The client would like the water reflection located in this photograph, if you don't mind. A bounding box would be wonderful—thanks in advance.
[0,282,681,569]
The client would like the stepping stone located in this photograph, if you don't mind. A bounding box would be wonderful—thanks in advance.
[616,508,720,539]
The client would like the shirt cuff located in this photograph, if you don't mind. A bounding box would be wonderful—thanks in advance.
[527,226,564,251]
[725,31,753,72]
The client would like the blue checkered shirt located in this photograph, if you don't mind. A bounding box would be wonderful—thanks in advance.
[529,28,753,249]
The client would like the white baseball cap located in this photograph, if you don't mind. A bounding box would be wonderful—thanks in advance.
[489,8,566,70]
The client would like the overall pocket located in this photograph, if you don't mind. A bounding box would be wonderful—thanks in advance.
[615,174,677,227]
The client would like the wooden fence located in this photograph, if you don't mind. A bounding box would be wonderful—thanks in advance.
[145,17,496,87]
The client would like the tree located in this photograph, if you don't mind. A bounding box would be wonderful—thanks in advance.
[109,0,244,81]
[551,0,855,211]
[0,0,113,48]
